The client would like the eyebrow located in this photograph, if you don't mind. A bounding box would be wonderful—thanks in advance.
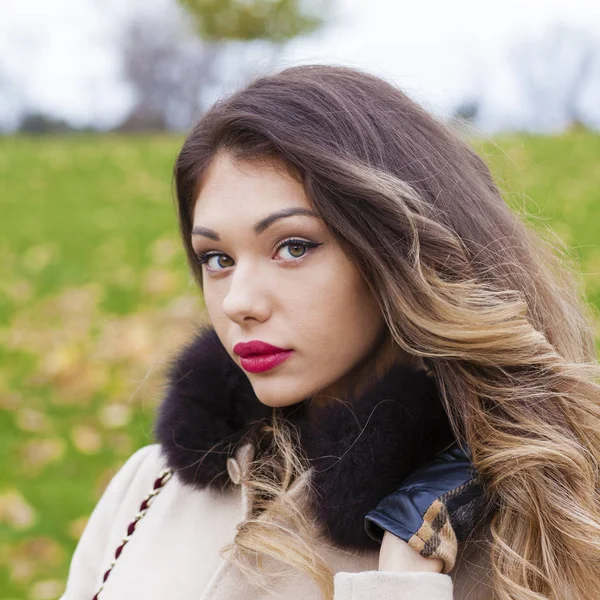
[191,208,319,241]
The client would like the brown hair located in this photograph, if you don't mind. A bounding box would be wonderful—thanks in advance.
[173,64,600,600]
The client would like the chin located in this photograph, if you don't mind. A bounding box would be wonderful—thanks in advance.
[253,388,306,408]
[256,396,299,408]
[248,376,313,408]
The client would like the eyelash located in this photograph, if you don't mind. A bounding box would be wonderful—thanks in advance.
[194,238,322,272]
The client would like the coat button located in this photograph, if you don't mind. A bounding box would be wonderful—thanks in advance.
[226,457,242,485]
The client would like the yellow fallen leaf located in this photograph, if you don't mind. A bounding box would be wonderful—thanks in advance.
[7,537,65,584]
[143,267,178,296]
[106,432,133,457]
[47,362,108,406]
[0,489,37,529]
[151,237,178,265]
[25,537,64,564]
[15,408,51,433]
[109,264,135,287]
[5,279,33,302]
[68,516,89,540]
[38,345,79,380]
[22,244,57,273]
[31,579,64,600]
[98,403,131,429]
[7,555,35,583]
[21,438,65,471]
[0,391,22,410]
[55,284,104,316]
[71,425,102,455]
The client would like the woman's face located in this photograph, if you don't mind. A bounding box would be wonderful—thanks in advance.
[191,151,386,408]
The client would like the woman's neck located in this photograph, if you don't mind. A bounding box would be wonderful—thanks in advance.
[307,331,425,419]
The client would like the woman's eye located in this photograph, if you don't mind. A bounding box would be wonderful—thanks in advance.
[195,239,321,273]
[196,253,234,271]
[275,239,318,260]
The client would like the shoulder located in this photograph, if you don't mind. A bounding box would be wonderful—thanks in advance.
[121,443,166,476]
[81,443,169,533]
[61,445,170,598]
[105,444,168,498]
[87,444,170,518]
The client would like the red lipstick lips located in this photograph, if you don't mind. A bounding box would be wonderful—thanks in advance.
[233,340,293,374]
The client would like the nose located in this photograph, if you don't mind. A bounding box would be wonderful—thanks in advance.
[222,261,271,324]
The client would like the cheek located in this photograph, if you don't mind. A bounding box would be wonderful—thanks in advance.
[296,258,383,363]
[202,286,227,332]
[203,289,217,320]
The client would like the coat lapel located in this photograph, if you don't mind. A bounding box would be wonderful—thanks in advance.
[199,441,380,600]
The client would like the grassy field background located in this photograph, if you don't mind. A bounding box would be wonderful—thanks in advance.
[1,132,599,599]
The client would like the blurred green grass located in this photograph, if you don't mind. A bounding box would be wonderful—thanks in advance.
[0,132,599,599]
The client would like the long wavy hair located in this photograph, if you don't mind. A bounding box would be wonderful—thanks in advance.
[172,64,600,600]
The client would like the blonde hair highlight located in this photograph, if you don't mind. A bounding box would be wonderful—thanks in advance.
[174,65,600,600]
[220,163,600,600]
[220,417,335,599]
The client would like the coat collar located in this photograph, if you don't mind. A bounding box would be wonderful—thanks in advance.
[154,325,456,552]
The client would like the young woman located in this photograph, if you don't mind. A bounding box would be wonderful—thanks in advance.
[61,65,600,600]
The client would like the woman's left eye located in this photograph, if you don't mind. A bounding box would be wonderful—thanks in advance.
[274,238,321,261]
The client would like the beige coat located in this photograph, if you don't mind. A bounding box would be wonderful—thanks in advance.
[60,443,494,600]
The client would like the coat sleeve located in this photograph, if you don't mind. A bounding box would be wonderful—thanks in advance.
[59,444,165,600]
[334,571,453,600]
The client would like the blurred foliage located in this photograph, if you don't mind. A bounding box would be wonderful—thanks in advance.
[0,130,599,599]
[178,0,332,42]
[17,114,97,136]
[0,134,206,599]
[474,131,600,324]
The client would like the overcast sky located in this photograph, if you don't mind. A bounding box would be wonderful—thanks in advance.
[1,0,599,131]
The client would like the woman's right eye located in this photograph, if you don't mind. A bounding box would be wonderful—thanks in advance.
[196,252,234,271]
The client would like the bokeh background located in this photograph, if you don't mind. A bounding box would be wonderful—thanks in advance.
[1,1,600,598]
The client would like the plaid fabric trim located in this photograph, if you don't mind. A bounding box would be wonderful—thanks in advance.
[408,498,457,574]
[408,477,483,574]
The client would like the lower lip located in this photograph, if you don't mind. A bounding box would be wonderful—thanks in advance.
[240,351,293,373]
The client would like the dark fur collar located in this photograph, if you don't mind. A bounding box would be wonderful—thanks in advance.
[154,325,455,551]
